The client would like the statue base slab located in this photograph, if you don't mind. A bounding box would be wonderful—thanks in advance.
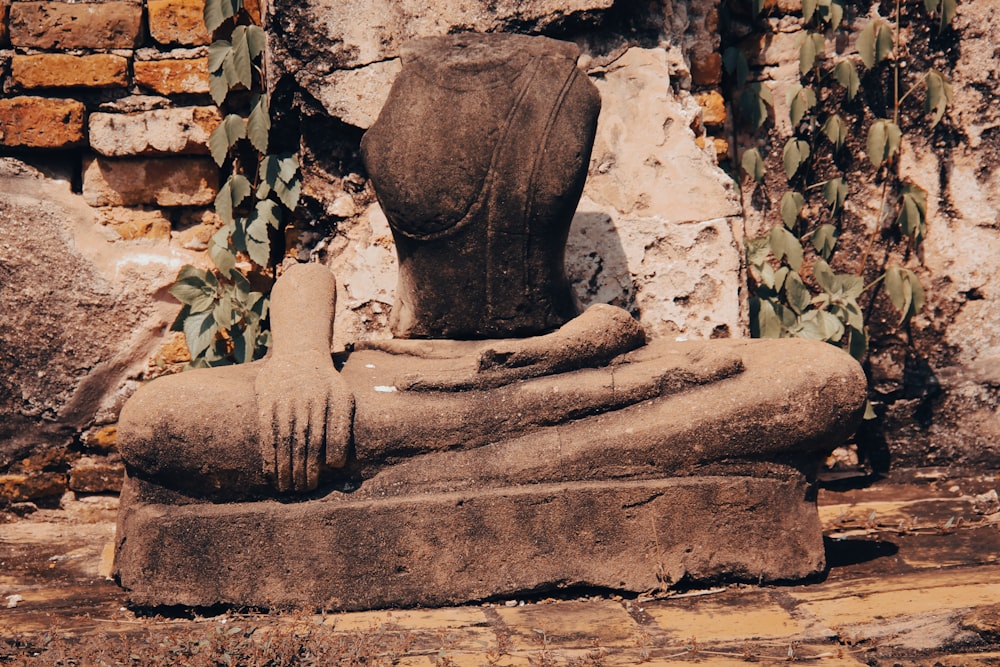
[115,473,825,610]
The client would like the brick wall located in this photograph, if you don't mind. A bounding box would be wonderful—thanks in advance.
[0,0,220,243]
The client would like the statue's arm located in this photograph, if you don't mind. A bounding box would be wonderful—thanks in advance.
[254,263,354,493]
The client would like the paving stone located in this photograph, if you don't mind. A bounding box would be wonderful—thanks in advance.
[494,600,638,649]
[8,1,142,49]
[88,106,219,156]
[11,53,127,89]
[82,156,218,206]
[0,96,84,148]
[789,566,1000,629]
[133,58,210,95]
[646,594,805,645]
[147,0,210,46]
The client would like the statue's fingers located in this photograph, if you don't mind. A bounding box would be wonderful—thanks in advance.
[292,404,309,491]
[324,384,353,469]
[306,398,324,490]
[276,404,295,492]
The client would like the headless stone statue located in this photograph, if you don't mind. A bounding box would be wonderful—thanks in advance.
[115,34,867,610]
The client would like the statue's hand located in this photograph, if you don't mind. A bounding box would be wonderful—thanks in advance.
[254,351,354,493]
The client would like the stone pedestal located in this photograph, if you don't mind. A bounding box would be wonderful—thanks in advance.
[115,474,824,610]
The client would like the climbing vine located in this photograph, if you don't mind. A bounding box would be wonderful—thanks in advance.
[723,0,956,418]
[168,0,301,368]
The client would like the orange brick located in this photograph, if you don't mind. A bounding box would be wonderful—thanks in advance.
[147,0,210,46]
[1,0,10,47]
[0,96,85,148]
[9,1,142,49]
[134,58,210,95]
[12,53,128,89]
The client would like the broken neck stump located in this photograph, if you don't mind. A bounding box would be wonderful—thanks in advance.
[114,34,867,610]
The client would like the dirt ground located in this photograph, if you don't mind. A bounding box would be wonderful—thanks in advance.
[2,467,999,665]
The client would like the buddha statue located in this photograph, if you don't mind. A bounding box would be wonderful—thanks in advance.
[114,33,867,610]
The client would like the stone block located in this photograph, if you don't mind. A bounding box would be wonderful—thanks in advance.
[68,457,124,493]
[85,425,118,452]
[0,0,10,46]
[694,90,726,128]
[9,1,142,49]
[88,107,220,156]
[115,474,825,609]
[134,58,210,95]
[309,58,401,129]
[96,206,173,239]
[691,49,722,86]
[82,156,218,206]
[0,96,84,148]
[0,472,65,503]
[147,0,210,46]
[12,53,128,89]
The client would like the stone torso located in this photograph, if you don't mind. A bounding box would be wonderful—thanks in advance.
[361,34,601,339]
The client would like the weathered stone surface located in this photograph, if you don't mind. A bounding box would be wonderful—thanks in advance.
[82,156,218,206]
[0,0,9,46]
[147,0,210,46]
[11,53,127,88]
[88,107,220,157]
[8,1,142,49]
[361,34,597,338]
[0,96,84,148]
[134,58,210,95]
[0,473,65,504]
[690,49,722,86]
[116,474,824,609]
[309,59,401,130]
[95,206,173,240]
[695,90,726,128]
[569,48,742,339]
[68,457,124,493]
[0,159,193,471]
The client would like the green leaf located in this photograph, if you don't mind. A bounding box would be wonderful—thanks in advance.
[884,266,925,325]
[875,21,894,64]
[857,20,892,70]
[751,297,783,338]
[750,0,765,19]
[770,225,804,270]
[247,95,271,154]
[209,114,246,167]
[821,0,844,28]
[169,268,218,312]
[782,138,810,179]
[741,148,766,184]
[848,326,868,361]
[209,70,229,106]
[231,26,253,90]
[787,84,817,126]
[203,0,238,34]
[812,258,835,292]
[214,174,251,224]
[821,114,848,150]
[867,119,901,168]
[722,47,749,88]
[925,70,953,127]
[207,40,232,74]
[213,293,236,329]
[896,184,928,245]
[183,309,218,359]
[802,0,818,22]
[245,201,280,266]
[822,176,848,214]
[245,25,267,60]
[794,309,844,342]
[209,231,236,276]
[277,154,299,183]
[275,176,302,211]
[940,0,956,31]
[924,0,940,12]
[833,60,860,99]
[799,33,824,75]
[780,191,806,229]
[812,224,839,259]
[785,271,812,314]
